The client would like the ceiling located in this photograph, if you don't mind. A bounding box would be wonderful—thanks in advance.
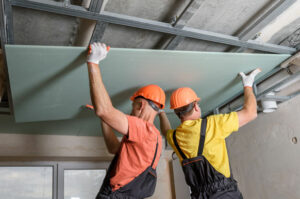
[8,0,300,50]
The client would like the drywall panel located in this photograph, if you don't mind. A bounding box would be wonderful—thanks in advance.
[0,113,101,136]
[5,45,289,123]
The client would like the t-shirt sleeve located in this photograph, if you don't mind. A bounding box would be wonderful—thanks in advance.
[126,115,147,142]
[208,112,239,139]
[166,129,174,145]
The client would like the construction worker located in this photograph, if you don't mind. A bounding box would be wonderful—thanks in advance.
[159,68,261,199]
[86,42,165,198]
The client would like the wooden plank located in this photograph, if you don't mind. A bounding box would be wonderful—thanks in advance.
[5,45,290,123]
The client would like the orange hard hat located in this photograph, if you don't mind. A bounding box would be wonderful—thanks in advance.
[170,87,200,109]
[130,84,166,109]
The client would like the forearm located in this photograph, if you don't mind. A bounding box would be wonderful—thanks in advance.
[243,87,257,116]
[101,120,121,154]
[237,87,258,127]
[159,112,172,137]
[87,63,113,116]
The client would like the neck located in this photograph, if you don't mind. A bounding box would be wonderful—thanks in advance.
[140,114,155,123]
[181,115,200,123]
[137,109,156,123]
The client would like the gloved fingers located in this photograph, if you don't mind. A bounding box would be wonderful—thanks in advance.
[249,68,262,78]
[90,43,97,50]
[88,43,97,55]
[101,43,106,50]
[239,72,246,79]
[96,42,101,48]
[90,42,108,51]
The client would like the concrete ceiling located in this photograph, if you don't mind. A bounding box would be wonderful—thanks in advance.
[10,0,300,51]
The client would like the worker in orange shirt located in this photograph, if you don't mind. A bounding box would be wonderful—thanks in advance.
[86,42,165,198]
[159,68,261,198]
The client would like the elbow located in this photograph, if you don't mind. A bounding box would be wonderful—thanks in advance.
[107,147,119,155]
[250,111,257,121]
[250,105,258,120]
[95,107,111,119]
[108,149,117,155]
[241,108,258,124]
[247,109,258,122]
[253,111,258,119]
[95,109,104,118]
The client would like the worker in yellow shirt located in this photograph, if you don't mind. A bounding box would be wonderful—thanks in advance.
[159,68,261,199]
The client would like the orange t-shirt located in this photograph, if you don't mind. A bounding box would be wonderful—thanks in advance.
[110,115,162,191]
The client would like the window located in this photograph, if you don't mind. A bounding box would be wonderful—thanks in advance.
[0,166,53,199]
[64,169,106,199]
[0,161,110,199]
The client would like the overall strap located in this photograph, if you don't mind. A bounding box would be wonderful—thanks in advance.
[172,130,187,159]
[150,136,159,167]
[198,118,207,156]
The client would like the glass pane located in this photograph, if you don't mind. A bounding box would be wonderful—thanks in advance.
[0,167,52,199]
[64,169,106,199]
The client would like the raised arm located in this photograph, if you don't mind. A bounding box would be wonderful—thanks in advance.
[237,68,261,127]
[87,43,128,135]
[158,111,172,137]
[101,120,121,154]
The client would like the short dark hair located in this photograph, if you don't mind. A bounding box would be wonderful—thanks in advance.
[174,102,195,118]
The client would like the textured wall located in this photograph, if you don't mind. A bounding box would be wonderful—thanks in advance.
[227,93,300,198]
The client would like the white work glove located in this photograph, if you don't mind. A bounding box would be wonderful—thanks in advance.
[158,109,165,114]
[239,68,262,87]
[87,42,109,64]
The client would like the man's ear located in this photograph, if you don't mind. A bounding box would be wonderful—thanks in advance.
[140,99,147,111]
[194,102,200,112]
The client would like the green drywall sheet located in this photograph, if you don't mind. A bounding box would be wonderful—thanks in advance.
[0,112,179,136]
[5,45,289,124]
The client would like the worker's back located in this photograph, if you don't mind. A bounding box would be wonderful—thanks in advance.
[166,112,243,198]
[167,112,239,178]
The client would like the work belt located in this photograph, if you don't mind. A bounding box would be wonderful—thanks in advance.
[173,119,243,199]
[96,137,158,199]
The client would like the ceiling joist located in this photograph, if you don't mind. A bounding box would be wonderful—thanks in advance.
[7,0,296,54]
[164,0,205,50]
[232,0,297,52]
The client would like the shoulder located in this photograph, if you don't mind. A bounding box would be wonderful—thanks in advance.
[126,115,147,128]
[206,112,239,138]
[207,112,238,123]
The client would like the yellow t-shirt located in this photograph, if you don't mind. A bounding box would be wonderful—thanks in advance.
[166,112,239,178]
